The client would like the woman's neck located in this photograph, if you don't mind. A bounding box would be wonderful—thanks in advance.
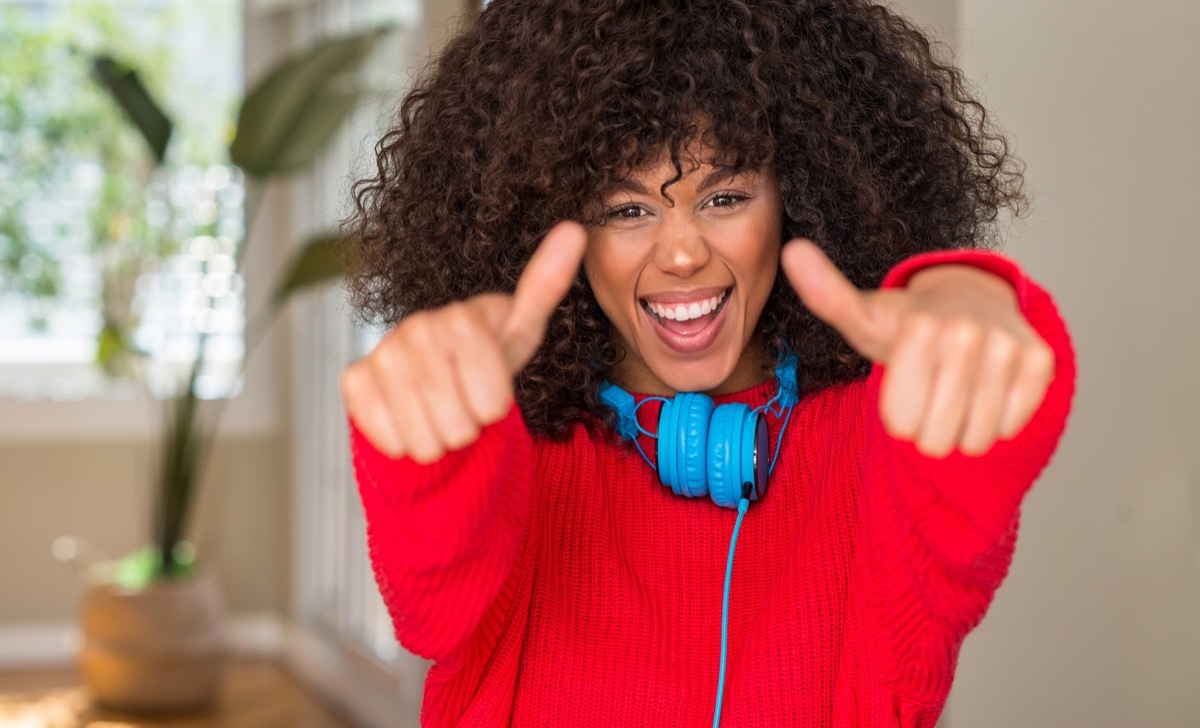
[610,340,774,397]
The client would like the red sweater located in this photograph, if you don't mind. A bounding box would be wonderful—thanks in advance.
[350,249,1076,727]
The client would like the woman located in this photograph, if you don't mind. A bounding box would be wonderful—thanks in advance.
[340,0,1076,725]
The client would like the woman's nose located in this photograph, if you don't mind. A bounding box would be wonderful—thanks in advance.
[652,221,711,278]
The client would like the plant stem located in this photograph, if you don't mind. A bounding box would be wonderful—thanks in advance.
[156,172,272,578]
[157,330,209,577]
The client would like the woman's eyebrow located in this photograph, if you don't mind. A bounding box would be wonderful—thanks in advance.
[697,167,750,190]
[606,178,651,196]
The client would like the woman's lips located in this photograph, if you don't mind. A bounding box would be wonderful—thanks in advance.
[641,287,732,354]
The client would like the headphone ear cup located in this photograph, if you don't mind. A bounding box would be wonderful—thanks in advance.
[707,403,745,508]
[707,404,766,508]
[657,393,714,497]
[686,395,710,498]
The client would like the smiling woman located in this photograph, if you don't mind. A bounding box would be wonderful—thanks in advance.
[338,1,1074,726]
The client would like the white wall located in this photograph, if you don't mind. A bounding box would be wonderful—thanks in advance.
[942,1,1200,725]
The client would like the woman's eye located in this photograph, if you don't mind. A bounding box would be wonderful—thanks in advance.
[607,205,645,219]
[707,193,748,208]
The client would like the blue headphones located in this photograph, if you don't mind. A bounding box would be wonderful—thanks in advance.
[598,353,800,509]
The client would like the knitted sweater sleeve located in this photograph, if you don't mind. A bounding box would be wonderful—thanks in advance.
[861,249,1077,706]
[349,405,533,663]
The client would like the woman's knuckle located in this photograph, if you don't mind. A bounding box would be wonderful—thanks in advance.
[960,434,992,456]
[403,314,436,347]
[480,386,515,423]
[410,444,444,465]
[927,317,977,357]
[339,365,364,397]
[903,312,939,340]
[370,339,407,375]
[945,317,982,346]
[984,331,1018,367]
[444,421,481,450]
[1032,342,1056,372]
[444,304,479,341]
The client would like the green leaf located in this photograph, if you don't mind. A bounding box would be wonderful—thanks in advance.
[111,545,195,589]
[91,56,173,165]
[112,547,158,590]
[95,318,148,376]
[270,232,352,307]
[95,320,125,372]
[231,26,391,178]
[267,88,363,174]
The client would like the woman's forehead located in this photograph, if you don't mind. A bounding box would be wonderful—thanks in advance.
[617,160,765,190]
[606,144,769,191]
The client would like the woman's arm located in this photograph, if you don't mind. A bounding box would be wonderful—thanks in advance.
[341,222,586,664]
[860,249,1077,702]
[351,404,532,663]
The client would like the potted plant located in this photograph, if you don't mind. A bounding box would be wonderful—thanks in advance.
[64,26,391,712]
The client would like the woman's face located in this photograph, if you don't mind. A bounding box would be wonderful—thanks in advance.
[584,154,784,396]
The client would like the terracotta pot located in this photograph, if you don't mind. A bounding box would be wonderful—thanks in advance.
[79,568,228,713]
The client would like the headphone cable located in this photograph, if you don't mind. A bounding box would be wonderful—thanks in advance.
[712,489,751,728]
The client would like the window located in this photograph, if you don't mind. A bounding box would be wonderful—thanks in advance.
[0,0,244,402]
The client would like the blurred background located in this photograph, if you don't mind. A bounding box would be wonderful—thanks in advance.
[0,0,1195,726]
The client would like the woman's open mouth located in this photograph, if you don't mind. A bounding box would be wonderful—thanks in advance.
[640,287,733,354]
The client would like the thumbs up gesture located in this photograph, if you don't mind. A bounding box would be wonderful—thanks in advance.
[342,222,588,462]
[781,239,1055,458]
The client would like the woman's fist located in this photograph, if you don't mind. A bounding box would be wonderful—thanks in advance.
[781,239,1054,458]
[341,222,588,462]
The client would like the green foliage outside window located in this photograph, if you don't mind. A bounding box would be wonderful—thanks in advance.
[4,0,389,582]
[0,0,239,379]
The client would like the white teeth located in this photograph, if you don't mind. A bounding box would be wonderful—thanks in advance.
[646,290,727,323]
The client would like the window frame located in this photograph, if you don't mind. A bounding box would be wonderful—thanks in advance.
[279,0,451,724]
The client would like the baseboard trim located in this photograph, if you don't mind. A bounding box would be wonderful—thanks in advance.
[282,622,426,728]
[0,613,285,669]
[0,615,426,728]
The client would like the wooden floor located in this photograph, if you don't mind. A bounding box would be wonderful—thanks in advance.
[0,661,354,728]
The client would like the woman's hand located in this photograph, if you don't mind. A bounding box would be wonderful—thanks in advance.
[780,239,1055,458]
[341,222,588,463]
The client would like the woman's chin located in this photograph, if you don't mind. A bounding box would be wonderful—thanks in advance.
[648,358,739,395]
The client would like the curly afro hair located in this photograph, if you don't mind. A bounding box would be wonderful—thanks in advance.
[346,0,1027,440]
